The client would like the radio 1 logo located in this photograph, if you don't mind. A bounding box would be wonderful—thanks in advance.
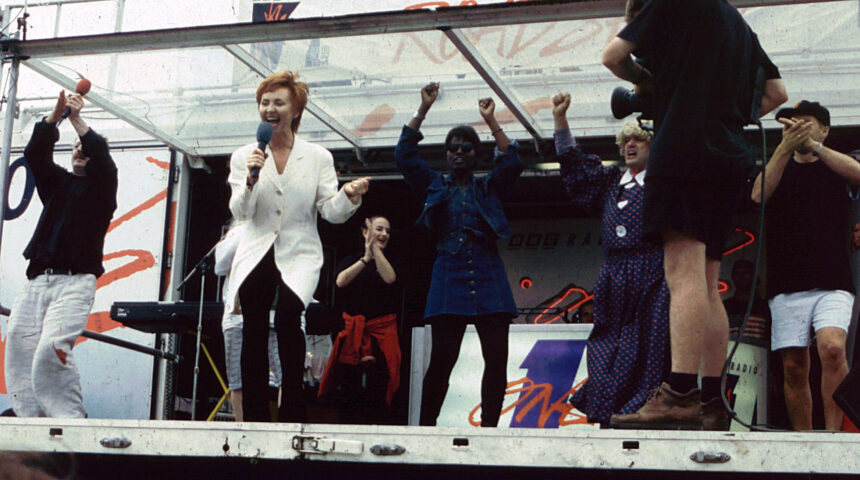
[506,231,603,251]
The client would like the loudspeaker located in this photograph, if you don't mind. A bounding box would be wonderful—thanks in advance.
[834,367,860,428]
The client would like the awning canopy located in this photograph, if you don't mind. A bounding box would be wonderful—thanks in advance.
[3,0,859,165]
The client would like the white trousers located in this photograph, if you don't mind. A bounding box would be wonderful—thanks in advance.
[5,273,96,417]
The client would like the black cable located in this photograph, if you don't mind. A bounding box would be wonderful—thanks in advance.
[718,120,786,432]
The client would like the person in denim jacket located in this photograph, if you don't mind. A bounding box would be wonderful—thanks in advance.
[395,82,522,427]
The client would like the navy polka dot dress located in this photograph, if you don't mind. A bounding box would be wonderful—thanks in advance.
[559,144,670,424]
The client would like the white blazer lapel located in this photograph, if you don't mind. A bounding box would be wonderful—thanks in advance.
[291,136,308,165]
[261,144,279,189]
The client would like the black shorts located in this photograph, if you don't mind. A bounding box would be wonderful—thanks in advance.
[642,169,747,261]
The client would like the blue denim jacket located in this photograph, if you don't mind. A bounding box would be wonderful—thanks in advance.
[394,126,523,252]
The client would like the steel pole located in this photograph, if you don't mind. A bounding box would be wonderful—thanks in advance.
[0,56,21,262]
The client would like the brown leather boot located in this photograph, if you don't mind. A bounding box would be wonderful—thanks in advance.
[701,397,730,431]
[609,382,702,430]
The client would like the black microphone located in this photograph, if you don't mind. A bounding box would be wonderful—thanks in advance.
[250,122,274,187]
[61,78,92,119]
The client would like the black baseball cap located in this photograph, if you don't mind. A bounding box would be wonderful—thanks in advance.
[775,100,830,126]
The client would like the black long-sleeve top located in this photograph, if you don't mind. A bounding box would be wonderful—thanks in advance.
[23,119,118,279]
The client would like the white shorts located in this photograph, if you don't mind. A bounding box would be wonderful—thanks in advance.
[769,289,854,351]
[222,324,282,390]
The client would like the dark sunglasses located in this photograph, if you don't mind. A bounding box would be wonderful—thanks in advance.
[447,142,474,154]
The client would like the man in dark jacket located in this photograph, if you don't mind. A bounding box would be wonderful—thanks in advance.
[5,89,117,418]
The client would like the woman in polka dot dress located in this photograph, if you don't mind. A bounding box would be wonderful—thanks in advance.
[553,92,670,425]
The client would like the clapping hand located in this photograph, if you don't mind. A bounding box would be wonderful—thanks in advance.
[778,117,815,152]
[362,218,375,262]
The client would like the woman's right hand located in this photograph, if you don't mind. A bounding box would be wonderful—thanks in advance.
[246,148,266,183]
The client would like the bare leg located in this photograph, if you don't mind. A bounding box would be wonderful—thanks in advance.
[231,390,243,422]
[663,232,709,375]
[701,259,729,378]
[816,327,849,431]
[781,347,812,431]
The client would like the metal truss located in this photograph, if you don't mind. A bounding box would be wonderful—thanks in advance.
[444,28,544,141]
[24,59,200,158]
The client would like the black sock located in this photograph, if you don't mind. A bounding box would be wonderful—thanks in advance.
[701,377,722,402]
[668,372,698,394]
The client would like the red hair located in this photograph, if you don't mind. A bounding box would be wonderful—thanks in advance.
[256,70,309,133]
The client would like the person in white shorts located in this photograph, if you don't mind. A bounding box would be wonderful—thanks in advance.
[753,100,859,431]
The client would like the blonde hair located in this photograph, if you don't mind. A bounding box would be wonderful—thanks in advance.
[256,70,309,133]
[615,122,652,154]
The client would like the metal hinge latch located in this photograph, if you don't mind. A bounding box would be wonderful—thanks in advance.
[292,435,363,456]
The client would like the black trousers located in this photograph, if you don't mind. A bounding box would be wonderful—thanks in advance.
[238,248,307,423]
[419,314,510,427]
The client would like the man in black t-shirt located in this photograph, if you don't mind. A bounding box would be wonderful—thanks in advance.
[5,90,117,418]
[751,100,859,431]
[602,0,787,429]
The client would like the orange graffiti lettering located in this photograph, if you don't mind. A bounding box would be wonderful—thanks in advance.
[97,250,156,290]
[264,3,290,21]
[106,189,167,234]
[507,23,555,59]
[405,1,452,9]
[145,156,170,170]
[468,377,590,427]
[355,104,396,138]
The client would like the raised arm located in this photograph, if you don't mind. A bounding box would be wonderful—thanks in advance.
[760,78,788,118]
[815,139,860,187]
[479,98,509,152]
[481,98,522,192]
[396,83,442,197]
[602,37,653,94]
[66,94,117,183]
[408,82,438,132]
[751,117,812,203]
[552,92,571,134]
[25,92,66,201]
[551,91,618,212]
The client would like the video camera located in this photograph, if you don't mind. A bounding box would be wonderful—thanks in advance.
[610,87,653,121]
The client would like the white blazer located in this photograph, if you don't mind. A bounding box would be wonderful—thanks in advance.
[226,135,359,312]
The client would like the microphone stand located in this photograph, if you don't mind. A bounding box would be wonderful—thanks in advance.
[176,240,220,421]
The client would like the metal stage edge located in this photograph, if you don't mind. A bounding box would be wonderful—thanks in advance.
[0,418,858,475]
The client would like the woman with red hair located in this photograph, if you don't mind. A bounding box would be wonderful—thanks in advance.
[226,70,370,422]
